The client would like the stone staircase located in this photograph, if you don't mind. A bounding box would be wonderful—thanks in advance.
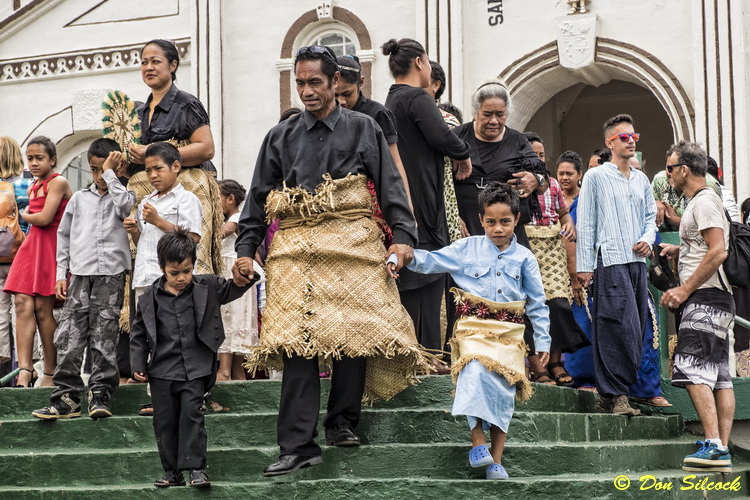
[1,376,748,499]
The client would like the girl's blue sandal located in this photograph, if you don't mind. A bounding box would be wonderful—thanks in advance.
[486,463,509,480]
[469,445,494,468]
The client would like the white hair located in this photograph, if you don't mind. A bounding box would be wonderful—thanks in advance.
[472,80,510,115]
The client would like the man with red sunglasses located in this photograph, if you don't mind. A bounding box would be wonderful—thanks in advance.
[576,113,657,416]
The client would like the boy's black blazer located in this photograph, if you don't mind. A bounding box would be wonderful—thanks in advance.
[130,273,257,375]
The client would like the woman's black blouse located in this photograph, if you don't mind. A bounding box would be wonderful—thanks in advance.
[134,83,214,172]
[452,122,537,184]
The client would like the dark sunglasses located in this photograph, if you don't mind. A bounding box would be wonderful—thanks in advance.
[666,163,686,173]
[607,132,641,143]
[296,45,338,63]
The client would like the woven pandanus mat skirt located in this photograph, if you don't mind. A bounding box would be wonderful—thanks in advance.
[247,174,431,403]
[525,222,570,301]
[449,288,532,402]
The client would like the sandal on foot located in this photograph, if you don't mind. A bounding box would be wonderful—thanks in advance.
[486,463,509,480]
[531,371,555,385]
[469,445,494,468]
[189,469,210,488]
[548,362,575,387]
[16,367,38,388]
[154,470,185,487]
[138,403,153,416]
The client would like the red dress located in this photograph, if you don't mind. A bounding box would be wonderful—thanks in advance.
[4,173,69,296]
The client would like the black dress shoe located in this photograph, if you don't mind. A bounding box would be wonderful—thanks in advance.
[325,421,361,447]
[262,455,323,477]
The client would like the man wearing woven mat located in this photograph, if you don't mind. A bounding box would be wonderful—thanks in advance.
[234,45,428,477]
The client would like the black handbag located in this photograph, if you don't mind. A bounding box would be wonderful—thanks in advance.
[648,244,680,292]
[722,212,750,288]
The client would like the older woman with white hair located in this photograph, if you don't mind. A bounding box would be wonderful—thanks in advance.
[453,81,547,248]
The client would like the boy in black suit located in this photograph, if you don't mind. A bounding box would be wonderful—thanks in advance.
[130,231,256,488]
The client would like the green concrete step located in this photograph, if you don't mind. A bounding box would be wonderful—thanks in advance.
[0,375,597,419]
[0,410,683,450]
[1,469,748,500]
[2,441,715,486]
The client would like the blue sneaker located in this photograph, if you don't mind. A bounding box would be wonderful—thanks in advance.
[682,441,732,472]
[468,445,494,468]
[486,463,509,480]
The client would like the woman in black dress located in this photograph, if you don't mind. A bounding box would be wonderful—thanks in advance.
[382,38,472,357]
[452,81,547,247]
[453,82,560,384]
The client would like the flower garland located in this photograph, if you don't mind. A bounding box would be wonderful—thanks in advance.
[455,298,525,324]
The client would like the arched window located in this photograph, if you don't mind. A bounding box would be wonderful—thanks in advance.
[62,150,92,191]
[279,7,374,114]
[312,31,357,56]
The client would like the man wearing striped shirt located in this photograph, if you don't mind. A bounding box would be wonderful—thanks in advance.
[576,113,657,416]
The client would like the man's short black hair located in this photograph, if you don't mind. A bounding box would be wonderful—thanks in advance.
[603,113,633,139]
[145,141,181,167]
[87,138,121,162]
[478,182,520,217]
[157,230,196,269]
[667,140,708,177]
[294,45,338,84]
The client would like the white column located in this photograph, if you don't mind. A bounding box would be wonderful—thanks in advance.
[727,0,748,203]
[192,0,223,175]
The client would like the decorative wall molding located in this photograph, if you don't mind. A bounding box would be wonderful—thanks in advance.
[0,38,190,84]
[498,38,695,142]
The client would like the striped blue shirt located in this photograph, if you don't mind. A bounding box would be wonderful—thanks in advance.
[576,162,657,272]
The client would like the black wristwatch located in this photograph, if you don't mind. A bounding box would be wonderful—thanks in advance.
[535,173,545,187]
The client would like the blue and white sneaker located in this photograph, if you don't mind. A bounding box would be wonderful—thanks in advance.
[486,463,509,480]
[682,441,732,472]
[468,445,494,468]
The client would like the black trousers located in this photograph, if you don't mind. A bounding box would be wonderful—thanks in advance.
[150,376,212,471]
[278,353,366,457]
[399,278,445,353]
[591,258,649,397]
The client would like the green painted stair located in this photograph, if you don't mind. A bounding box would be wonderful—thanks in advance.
[1,376,748,499]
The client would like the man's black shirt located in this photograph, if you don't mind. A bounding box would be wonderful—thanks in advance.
[236,105,417,258]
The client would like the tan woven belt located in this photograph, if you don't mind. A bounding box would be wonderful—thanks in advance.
[277,208,373,229]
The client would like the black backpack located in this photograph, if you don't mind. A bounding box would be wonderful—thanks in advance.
[723,212,750,288]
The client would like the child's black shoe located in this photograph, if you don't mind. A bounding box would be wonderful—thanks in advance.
[31,393,81,420]
[87,389,112,419]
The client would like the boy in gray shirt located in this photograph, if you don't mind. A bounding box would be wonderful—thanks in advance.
[32,138,134,420]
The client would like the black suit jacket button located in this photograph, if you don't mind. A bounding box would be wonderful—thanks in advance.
[214,325,219,329]
[214,313,218,318]
[215,336,219,340]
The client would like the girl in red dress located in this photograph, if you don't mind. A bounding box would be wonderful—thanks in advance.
[4,136,72,387]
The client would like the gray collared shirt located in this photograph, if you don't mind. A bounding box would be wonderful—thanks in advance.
[56,169,135,280]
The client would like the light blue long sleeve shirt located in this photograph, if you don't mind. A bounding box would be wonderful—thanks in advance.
[407,234,551,352]
[576,162,657,272]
